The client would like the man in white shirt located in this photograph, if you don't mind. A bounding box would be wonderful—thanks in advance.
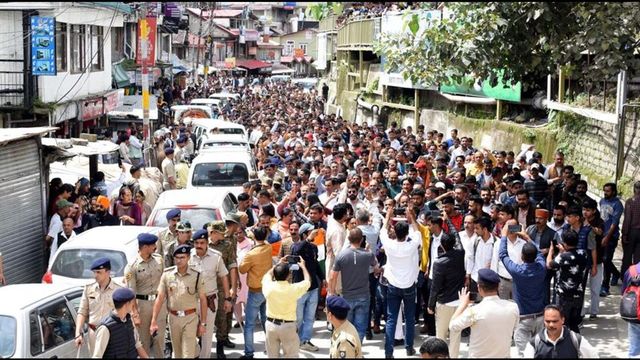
[325,203,350,295]
[449,269,520,358]
[46,199,72,264]
[380,207,422,357]
[470,217,496,301]
[48,217,77,268]
[459,215,479,285]
[491,219,527,300]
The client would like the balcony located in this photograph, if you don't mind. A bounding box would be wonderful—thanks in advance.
[319,14,338,33]
[337,17,381,49]
[0,60,25,108]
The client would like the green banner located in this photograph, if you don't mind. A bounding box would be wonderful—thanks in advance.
[440,71,521,102]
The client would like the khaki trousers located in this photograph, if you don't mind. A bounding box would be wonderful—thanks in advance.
[87,327,96,355]
[197,302,217,359]
[435,302,461,359]
[137,299,167,358]
[168,312,198,358]
[265,321,300,358]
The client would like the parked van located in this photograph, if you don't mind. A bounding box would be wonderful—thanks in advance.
[199,133,251,153]
[208,92,241,107]
[190,118,248,150]
[189,98,222,118]
[146,189,238,231]
[43,226,162,286]
[0,284,90,358]
[187,150,258,195]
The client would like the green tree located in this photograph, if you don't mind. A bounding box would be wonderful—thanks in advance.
[306,2,343,21]
[374,2,640,91]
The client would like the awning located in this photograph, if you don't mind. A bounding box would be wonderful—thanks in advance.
[271,63,294,74]
[171,54,192,74]
[112,62,131,88]
[236,59,272,70]
[107,95,158,120]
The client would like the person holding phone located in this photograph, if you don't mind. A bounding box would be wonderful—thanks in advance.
[490,219,527,300]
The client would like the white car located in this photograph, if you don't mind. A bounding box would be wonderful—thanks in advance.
[199,133,251,153]
[292,77,318,93]
[146,189,239,231]
[189,98,222,118]
[208,92,241,107]
[190,118,249,149]
[0,284,90,358]
[43,226,162,287]
[170,105,213,125]
[187,150,258,195]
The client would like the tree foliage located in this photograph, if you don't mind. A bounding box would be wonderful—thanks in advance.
[306,2,343,21]
[373,2,640,91]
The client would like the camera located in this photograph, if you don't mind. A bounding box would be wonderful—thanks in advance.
[393,207,407,216]
[288,255,301,264]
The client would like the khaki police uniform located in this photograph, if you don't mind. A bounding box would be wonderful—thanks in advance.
[189,248,229,358]
[209,235,237,344]
[330,320,363,358]
[158,266,206,358]
[124,253,166,358]
[157,227,178,262]
[165,240,194,268]
[77,279,123,354]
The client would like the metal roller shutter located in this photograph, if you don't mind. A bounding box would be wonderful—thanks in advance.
[0,138,46,283]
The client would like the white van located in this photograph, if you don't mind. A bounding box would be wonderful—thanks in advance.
[146,189,238,231]
[208,92,241,107]
[266,75,292,84]
[199,133,251,153]
[190,118,248,150]
[170,105,213,125]
[189,98,222,118]
[292,77,319,93]
[43,226,162,287]
[187,150,258,195]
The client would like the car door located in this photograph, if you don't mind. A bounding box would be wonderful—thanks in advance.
[30,297,80,358]
[66,290,90,358]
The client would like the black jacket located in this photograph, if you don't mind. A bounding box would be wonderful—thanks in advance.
[428,248,466,310]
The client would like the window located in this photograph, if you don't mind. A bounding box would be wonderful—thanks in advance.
[52,249,128,278]
[192,162,249,187]
[55,22,67,72]
[299,43,307,55]
[70,24,85,73]
[29,312,43,356]
[0,316,16,358]
[89,25,104,71]
[35,301,75,354]
[151,208,222,231]
[284,40,294,56]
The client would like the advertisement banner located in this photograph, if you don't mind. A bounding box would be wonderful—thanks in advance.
[136,18,157,67]
[31,16,56,76]
[439,70,522,102]
[81,97,104,121]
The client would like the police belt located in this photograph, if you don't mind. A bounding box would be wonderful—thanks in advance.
[169,308,197,317]
[136,293,158,301]
[266,317,295,325]
[499,275,512,282]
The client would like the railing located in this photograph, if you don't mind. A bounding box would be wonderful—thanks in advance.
[0,60,25,108]
[319,14,338,32]
[337,17,381,48]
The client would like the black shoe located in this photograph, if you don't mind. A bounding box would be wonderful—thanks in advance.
[216,343,226,359]
[406,347,416,356]
[366,330,373,340]
[611,274,620,286]
[394,339,404,347]
[223,339,235,349]
[239,355,253,359]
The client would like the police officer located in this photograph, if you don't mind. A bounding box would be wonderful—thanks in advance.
[207,220,239,358]
[190,229,234,359]
[327,295,362,359]
[150,245,208,358]
[75,258,123,354]
[92,288,147,358]
[124,233,166,358]
[165,221,194,267]
[157,208,181,259]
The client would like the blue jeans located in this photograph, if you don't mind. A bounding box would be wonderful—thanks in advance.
[296,288,319,343]
[384,283,417,356]
[630,322,640,357]
[345,297,370,342]
[244,291,266,356]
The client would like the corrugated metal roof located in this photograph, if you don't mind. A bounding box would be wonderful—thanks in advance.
[0,127,57,146]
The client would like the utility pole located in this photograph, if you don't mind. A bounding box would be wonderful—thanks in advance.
[204,2,216,92]
[194,1,205,86]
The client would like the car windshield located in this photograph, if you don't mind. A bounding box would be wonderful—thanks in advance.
[151,208,221,230]
[0,316,16,358]
[192,162,249,187]
[52,250,128,278]
[202,142,247,149]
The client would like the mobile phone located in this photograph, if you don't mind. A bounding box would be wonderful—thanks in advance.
[288,255,301,264]
[508,224,522,233]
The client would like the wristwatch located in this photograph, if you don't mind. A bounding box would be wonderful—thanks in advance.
[200,322,207,327]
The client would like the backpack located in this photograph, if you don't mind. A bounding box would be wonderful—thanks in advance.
[620,265,640,323]
[533,330,582,358]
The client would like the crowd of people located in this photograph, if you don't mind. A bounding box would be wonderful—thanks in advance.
[35,70,640,359]
[336,2,422,27]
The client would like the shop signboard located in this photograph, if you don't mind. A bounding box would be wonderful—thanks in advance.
[31,16,56,75]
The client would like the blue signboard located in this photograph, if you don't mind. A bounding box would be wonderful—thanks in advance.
[31,16,56,76]
[284,2,296,10]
